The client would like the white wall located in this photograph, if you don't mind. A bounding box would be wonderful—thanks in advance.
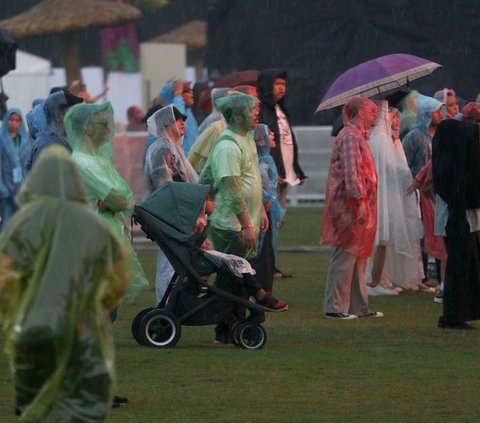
[140,42,186,110]
[2,50,51,117]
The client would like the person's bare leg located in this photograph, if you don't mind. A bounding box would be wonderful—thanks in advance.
[369,245,386,287]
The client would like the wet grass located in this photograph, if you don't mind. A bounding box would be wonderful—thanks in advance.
[1,207,480,422]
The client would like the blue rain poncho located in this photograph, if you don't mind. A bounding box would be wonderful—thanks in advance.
[25,100,47,141]
[0,146,128,422]
[160,81,199,156]
[402,94,443,177]
[64,102,149,303]
[254,124,285,257]
[26,91,72,171]
[0,109,32,229]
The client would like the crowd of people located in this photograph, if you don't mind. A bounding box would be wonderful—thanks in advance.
[0,69,479,420]
[322,88,480,331]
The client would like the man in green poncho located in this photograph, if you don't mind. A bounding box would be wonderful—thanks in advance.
[0,146,128,422]
[200,93,286,343]
[64,101,149,305]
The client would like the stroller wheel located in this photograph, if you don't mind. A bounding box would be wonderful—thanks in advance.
[233,322,267,350]
[131,307,155,345]
[139,310,181,348]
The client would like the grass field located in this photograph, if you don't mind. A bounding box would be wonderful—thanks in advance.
[1,207,480,422]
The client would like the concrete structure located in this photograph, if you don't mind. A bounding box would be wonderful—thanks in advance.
[140,42,186,110]
[3,50,51,116]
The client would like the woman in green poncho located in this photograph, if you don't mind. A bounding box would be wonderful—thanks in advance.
[64,102,149,304]
[0,146,128,422]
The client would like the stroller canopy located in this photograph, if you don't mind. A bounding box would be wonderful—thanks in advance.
[140,181,210,240]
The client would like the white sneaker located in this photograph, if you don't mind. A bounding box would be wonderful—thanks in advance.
[434,289,444,304]
[325,312,358,320]
[367,285,399,296]
[360,310,384,318]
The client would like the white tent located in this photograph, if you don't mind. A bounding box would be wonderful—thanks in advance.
[2,50,51,117]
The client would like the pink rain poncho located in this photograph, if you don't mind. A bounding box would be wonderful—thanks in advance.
[321,99,378,257]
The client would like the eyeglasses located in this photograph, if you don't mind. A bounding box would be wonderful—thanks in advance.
[91,120,110,128]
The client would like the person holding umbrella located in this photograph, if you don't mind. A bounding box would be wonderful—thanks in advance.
[322,97,383,319]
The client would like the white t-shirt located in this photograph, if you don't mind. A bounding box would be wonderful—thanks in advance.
[275,105,300,186]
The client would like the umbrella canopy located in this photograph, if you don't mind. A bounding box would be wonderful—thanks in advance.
[0,28,16,78]
[316,54,442,112]
[0,0,141,83]
[213,70,259,89]
[197,70,259,111]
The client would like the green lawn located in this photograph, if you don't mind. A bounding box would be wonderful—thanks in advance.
[1,207,480,422]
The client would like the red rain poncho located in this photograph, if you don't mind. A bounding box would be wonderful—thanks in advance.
[321,100,378,257]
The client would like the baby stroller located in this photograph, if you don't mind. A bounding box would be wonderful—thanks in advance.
[132,182,278,350]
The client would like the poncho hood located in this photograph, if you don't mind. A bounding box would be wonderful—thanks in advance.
[16,145,87,206]
[64,102,115,160]
[415,94,443,130]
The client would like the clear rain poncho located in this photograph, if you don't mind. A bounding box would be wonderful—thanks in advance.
[254,124,285,257]
[321,98,378,257]
[160,81,200,155]
[367,102,423,288]
[145,104,198,192]
[64,102,148,303]
[0,109,32,229]
[198,87,229,133]
[145,105,198,302]
[0,146,128,422]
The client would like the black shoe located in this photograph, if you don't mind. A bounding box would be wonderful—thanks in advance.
[214,333,232,344]
[438,316,474,330]
[112,395,129,408]
[113,395,128,404]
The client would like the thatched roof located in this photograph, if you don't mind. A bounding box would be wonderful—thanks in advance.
[151,20,206,50]
[0,0,141,39]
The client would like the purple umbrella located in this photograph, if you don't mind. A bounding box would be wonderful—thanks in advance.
[316,53,442,112]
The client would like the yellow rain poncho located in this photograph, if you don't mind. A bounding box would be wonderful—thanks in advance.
[0,146,128,422]
[64,102,149,303]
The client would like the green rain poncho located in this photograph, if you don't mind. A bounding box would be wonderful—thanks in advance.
[0,146,128,422]
[199,94,262,259]
[64,102,149,303]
